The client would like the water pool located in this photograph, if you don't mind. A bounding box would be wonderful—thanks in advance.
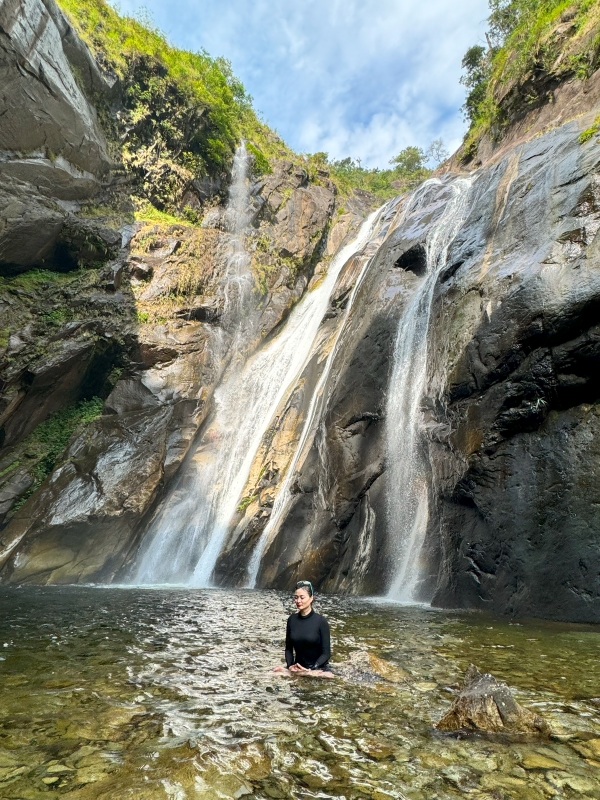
[0,588,598,799]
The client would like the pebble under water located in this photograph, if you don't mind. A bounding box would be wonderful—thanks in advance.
[0,589,599,800]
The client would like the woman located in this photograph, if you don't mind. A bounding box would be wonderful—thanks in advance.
[274,580,333,678]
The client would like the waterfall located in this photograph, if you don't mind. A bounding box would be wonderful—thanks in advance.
[220,142,254,330]
[132,209,382,585]
[245,197,404,588]
[385,176,473,602]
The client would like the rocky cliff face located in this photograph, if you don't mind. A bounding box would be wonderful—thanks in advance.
[0,156,339,583]
[0,0,341,583]
[2,0,600,624]
[226,83,600,623]
[0,0,113,270]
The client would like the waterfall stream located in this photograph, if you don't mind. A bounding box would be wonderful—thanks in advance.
[246,196,406,588]
[220,141,254,332]
[133,207,381,585]
[385,176,473,601]
[134,169,473,593]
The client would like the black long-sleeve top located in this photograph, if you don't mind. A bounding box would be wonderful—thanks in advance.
[285,609,331,669]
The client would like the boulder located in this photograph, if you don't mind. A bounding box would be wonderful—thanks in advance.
[435,665,550,734]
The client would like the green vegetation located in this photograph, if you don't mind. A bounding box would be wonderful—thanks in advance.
[579,112,600,140]
[43,308,69,325]
[58,0,242,171]
[306,141,449,202]
[247,142,273,175]
[56,0,293,186]
[461,0,600,150]
[237,494,257,513]
[0,460,19,480]
[11,398,104,512]
[0,269,75,290]
[134,201,190,226]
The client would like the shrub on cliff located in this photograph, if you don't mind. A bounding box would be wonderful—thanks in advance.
[461,0,600,151]
[56,0,288,210]
[318,141,448,201]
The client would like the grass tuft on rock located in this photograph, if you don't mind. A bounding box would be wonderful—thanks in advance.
[11,398,105,512]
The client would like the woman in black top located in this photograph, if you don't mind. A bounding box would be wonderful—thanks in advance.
[274,580,333,678]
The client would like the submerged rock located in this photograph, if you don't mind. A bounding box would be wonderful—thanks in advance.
[435,665,550,734]
[335,650,408,685]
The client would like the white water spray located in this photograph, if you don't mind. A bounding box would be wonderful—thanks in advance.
[386,177,473,602]
[133,209,382,585]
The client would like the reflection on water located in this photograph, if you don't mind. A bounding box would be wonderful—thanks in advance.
[0,588,599,799]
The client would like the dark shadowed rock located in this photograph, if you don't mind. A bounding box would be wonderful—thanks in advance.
[436,664,550,735]
[0,178,65,272]
[2,339,96,447]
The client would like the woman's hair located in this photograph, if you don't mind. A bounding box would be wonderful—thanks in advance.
[295,580,314,597]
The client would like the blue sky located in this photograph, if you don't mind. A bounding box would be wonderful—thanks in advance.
[114,0,490,168]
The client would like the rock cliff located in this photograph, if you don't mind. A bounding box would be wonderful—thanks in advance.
[226,73,600,623]
[0,0,341,582]
[1,0,600,625]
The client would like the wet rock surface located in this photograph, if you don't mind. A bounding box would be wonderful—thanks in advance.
[0,0,112,273]
[436,664,550,734]
[335,650,409,685]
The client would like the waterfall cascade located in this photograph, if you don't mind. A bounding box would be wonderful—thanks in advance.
[246,196,405,588]
[133,169,473,594]
[385,177,473,601]
[219,142,254,332]
[133,207,382,585]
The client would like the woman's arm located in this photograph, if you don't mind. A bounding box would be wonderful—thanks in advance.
[312,617,331,669]
[285,617,294,668]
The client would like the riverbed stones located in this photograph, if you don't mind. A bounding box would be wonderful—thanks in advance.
[357,737,396,761]
[572,737,600,761]
[521,752,565,770]
[435,664,550,734]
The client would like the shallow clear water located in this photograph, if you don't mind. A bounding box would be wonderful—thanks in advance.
[0,589,599,800]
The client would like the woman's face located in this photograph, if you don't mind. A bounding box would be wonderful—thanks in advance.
[293,588,312,614]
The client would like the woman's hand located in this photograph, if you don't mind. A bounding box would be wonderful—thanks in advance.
[289,663,309,674]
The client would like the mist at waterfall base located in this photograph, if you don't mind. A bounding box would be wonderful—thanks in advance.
[133,169,474,599]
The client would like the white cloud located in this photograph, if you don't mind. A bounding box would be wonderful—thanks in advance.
[113,0,490,167]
